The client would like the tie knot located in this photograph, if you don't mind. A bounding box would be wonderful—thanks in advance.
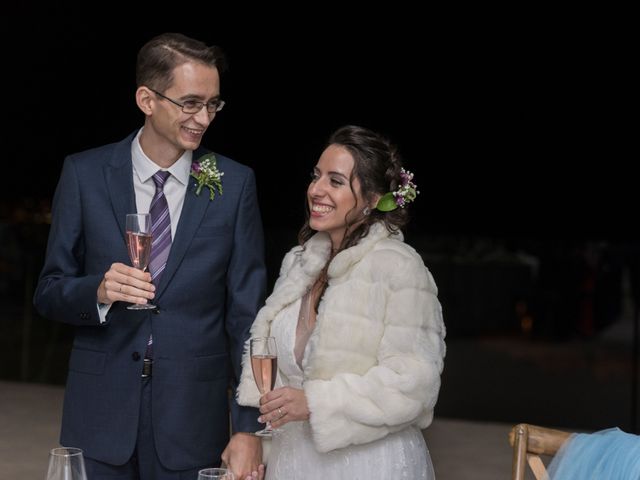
[152,170,171,189]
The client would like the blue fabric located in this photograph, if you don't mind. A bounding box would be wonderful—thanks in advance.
[548,427,640,479]
[84,378,206,479]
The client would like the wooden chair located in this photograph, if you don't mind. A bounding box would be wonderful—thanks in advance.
[509,423,572,480]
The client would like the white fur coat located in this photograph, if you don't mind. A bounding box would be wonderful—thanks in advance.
[237,222,446,453]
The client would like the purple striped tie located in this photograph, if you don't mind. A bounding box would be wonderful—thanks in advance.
[149,171,172,286]
[145,170,172,359]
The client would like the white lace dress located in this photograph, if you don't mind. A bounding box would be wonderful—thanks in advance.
[265,298,436,480]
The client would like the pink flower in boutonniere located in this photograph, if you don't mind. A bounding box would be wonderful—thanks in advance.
[191,153,224,200]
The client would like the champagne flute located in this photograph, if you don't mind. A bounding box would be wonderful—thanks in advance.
[250,336,281,436]
[125,213,155,310]
[197,467,235,479]
[46,447,87,480]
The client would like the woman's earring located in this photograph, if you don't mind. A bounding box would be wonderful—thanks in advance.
[363,206,370,216]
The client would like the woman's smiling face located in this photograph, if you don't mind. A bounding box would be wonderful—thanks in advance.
[307,144,366,249]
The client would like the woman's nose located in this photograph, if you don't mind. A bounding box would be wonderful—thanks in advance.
[308,179,325,197]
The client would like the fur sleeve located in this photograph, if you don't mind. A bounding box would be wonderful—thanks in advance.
[236,246,304,407]
[304,248,446,453]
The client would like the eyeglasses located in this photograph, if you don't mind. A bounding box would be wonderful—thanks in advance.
[149,88,225,114]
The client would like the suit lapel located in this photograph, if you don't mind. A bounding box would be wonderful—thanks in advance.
[104,140,136,242]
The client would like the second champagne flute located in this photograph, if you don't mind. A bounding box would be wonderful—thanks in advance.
[250,336,281,436]
[197,467,234,479]
[46,447,87,480]
[125,213,156,310]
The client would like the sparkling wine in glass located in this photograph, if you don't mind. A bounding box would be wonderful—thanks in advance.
[126,213,155,310]
[250,336,280,436]
[46,447,87,480]
[197,467,235,479]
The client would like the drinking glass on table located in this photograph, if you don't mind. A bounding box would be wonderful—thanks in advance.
[125,213,155,310]
[197,467,235,479]
[250,336,281,436]
[46,447,87,480]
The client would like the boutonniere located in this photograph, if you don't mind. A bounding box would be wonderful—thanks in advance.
[191,153,224,200]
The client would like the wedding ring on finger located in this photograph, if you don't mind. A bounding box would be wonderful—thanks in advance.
[277,407,284,419]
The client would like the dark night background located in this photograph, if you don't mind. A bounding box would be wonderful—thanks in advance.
[2,10,637,433]
[1,11,630,240]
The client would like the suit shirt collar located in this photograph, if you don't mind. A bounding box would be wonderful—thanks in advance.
[131,128,193,186]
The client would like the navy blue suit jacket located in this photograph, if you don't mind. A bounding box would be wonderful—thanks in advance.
[34,131,267,469]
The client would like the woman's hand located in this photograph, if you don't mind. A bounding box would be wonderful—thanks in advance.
[241,464,265,480]
[258,386,310,428]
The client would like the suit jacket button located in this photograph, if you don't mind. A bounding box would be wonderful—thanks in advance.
[132,352,141,361]
[153,307,160,315]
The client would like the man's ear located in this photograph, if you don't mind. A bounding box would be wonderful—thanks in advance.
[135,86,154,115]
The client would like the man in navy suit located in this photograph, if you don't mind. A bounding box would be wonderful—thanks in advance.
[34,33,266,480]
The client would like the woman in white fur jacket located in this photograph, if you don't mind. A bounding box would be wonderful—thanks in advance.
[237,125,446,479]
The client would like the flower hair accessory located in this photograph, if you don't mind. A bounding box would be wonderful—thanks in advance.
[375,168,419,212]
[191,153,224,200]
